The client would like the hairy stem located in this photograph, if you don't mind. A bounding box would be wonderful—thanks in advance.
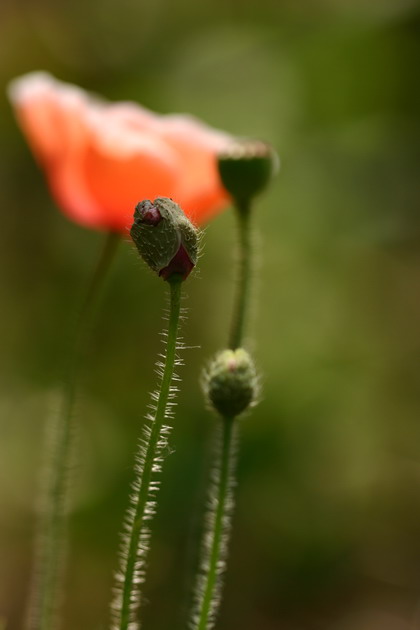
[27,231,120,630]
[229,202,252,350]
[191,199,254,630]
[191,420,237,630]
[112,276,183,630]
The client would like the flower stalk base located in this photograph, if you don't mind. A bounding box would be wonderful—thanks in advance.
[26,231,119,630]
[111,276,184,630]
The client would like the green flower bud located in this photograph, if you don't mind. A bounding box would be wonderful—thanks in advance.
[218,140,279,206]
[204,349,258,419]
[130,197,199,281]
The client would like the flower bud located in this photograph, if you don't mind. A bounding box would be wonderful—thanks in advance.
[218,140,279,205]
[204,349,258,418]
[130,197,199,281]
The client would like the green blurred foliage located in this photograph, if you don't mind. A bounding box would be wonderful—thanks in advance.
[1,0,420,628]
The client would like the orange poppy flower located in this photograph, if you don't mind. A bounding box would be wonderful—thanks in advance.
[8,72,233,232]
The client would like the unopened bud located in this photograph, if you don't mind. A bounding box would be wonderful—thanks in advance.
[204,349,258,419]
[218,140,279,205]
[130,197,199,281]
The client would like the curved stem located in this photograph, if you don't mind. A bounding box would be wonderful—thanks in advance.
[229,202,252,350]
[193,419,237,630]
[28,231,120,630]
[113,276,183,630]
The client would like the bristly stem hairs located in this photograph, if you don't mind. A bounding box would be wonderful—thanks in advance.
[190,141,278,630]
[27,231,120,630]
[111,198,199,630]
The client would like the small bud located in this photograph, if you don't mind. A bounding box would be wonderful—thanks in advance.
[218,140,279,205]
[204,349,258,419]
[130,197,199,281]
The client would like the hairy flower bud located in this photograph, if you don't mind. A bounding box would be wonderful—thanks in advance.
[204,349,258,418]
[218,140,279,205]
[130,197,199,281]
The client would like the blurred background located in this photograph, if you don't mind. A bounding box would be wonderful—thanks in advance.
[1,0,420,628]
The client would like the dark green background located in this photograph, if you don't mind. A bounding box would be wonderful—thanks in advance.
[1,0,420,628]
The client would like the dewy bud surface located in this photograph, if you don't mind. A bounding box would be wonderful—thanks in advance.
[204,348,258,418]
[130,197,199,281]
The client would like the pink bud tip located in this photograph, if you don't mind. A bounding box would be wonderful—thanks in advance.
[134,200,162,226]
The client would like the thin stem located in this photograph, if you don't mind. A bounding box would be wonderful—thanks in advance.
[229,202,252,350]
[190,198,254,630]
[75,232,121,343]
[191,420,237,630]
[112,276,183,630]
[28,231,120,630]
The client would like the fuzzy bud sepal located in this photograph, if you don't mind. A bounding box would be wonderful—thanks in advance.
[218,140,279,207]
[130,197,199,281]
[204,348,258,419]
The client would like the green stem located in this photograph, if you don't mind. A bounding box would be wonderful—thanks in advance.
[113,276,183,630]
[193,419,237,630]
[191,198,254,630]
[229,201,252,350]
[28,231,120,630]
